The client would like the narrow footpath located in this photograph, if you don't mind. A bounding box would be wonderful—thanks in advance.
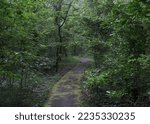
[45,58,92,107]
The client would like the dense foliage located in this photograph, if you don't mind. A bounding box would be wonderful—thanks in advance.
[0,0,149,106]
[82,0,150,107]
[0,0,82,106]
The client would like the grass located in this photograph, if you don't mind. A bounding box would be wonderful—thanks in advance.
[31,56,81,107]
[0,56,90,107]
[60,56,80,67]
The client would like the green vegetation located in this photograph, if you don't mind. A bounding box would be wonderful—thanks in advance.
[0,0,149,107]
[82,0,150,107]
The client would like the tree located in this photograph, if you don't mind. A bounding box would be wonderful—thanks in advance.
[49,0,74,72]
[0,0,52,106]
[82,0,150,106]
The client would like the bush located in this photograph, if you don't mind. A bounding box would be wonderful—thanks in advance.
[82,59,150,107]
[82,70,113,106]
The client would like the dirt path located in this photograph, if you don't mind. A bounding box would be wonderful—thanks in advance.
[44,58,92,107]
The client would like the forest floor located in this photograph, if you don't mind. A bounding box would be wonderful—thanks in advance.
[44,58,92,107]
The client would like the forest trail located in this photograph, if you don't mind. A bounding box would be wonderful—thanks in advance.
[44,57,92,107]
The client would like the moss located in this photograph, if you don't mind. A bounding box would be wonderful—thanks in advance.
[44,68,84,107]
[44,57,92,107]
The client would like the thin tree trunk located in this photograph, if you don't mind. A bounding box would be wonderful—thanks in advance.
[55,47,59,72]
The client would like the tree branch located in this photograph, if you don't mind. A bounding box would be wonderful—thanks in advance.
[59,0,74,27]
